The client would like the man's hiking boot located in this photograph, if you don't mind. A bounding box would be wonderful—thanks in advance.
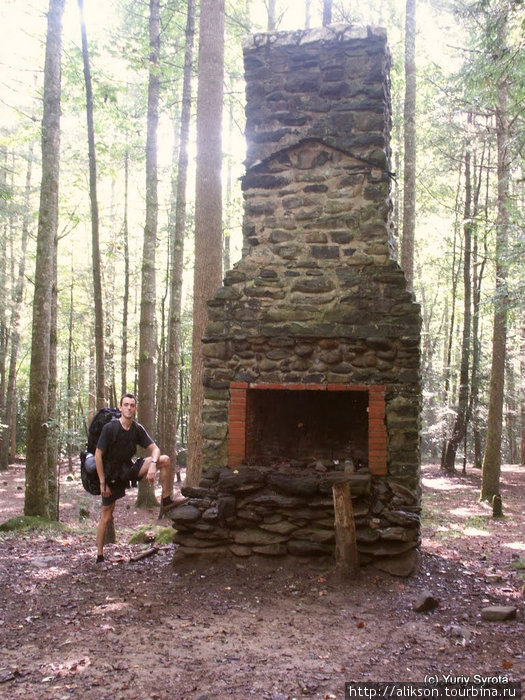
[158,495,188,519]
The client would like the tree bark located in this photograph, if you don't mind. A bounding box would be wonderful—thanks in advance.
[440,167,461,470]
[137,0,161,508]
[121,149,130,398]
[471,147,489,470]
[0,145,32,470]
[25,0,65,518]
[322,0,332,26]
[521,329,525,465]
[400,0,416,291]
[442,146,473,473]
[481,18,510,502]
[186,0,225,486]
[78,0,105,409]
[267,0,276,30]
[0,147,7,416]
[47,236,59,520]
[66,266,74,472]
[165,0,196,477]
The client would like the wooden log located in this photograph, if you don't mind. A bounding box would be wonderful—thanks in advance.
[332,480,359,576]
[129,546,159,562]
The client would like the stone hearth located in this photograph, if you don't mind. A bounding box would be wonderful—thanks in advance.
[170,25,422,574]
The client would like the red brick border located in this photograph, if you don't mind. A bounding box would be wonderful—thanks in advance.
[227,382,387,475]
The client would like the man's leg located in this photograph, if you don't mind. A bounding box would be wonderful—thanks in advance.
[96,501,115,561]
[157,454,172,499]
[139,455,187,515]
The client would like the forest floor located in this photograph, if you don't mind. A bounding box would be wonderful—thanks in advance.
[0,460,523,700]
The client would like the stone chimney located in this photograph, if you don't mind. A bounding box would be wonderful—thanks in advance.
[172,26,422,574]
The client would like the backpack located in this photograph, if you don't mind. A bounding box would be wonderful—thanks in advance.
[80,407,121,495]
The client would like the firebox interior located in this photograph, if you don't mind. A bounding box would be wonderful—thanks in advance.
[245,389,369,466]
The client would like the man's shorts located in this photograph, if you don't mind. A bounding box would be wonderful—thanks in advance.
[101,457,146,506]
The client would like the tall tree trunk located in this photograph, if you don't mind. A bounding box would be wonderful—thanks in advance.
[25,0,65,518]
[442,146,473,473]
[0,149,9,416]
[78,0,105,409]
[505,358,518,463]
[223,103,234,274]
[121,149,130,397]
[322,0,332,25]
[136,0,161,507]
[267,0,276,30]
[521,329,525,465]
[165,0,196,477]
[400,0,416,291]
[471,145,489,470]
[186,0,225,486]
[47,237,59,520]
[66,265,74,472]
[0,145,32,470]
[440,167,462,470]
[480,21,510,502]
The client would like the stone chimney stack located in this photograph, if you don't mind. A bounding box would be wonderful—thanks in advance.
[171,26,423,573]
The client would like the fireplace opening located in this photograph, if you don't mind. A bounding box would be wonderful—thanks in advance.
[244,388,369,467]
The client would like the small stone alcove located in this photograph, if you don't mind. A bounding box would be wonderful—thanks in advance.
[246,387,369,466]
[228,382,388,477]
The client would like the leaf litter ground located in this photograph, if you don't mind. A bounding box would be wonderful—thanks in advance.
[0,461,523,699]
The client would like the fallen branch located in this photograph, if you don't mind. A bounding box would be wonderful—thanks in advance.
[129,546,160,562]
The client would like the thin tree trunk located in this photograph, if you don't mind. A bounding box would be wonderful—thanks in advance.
[0,148,9,416]
[0,145,32,470]
[186,0,225,486]
[471,145,490,470]
[521,329,525,465]
[121,149,130,397]
[165,0,196,475]
[47,236,59,520]
[442,145,473,472]
[481,25,510,501]
[78,0,105,409]
[505,358,518,463]
[25,0,65,518]
[400,0,416,291]
[137,0,161,507]
[440,165,462,470]
[322,0,332,25]
[67,265,74,472]
[267,0,276,30]
[223,103,234,274]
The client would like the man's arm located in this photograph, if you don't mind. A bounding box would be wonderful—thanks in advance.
[95,447,110,497]
[145,442,161,482]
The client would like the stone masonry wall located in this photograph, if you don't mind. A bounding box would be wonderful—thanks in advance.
[170,466,420,576]
[170,26,422,572]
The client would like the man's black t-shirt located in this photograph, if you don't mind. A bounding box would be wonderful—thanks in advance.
[97,419,153,479]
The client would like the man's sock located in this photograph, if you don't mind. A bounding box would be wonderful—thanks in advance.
[96,554,104,563]
[162,496,172,506]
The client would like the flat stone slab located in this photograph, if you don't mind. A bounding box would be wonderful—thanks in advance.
[481,606,517,621]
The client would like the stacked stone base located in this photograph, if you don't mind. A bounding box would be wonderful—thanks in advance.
[168,464,421,576]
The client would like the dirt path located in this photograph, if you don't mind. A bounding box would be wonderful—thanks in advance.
[0,462,523,699]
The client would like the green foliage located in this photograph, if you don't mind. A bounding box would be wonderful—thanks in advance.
[0,515,66,532]
[128,524,174,544]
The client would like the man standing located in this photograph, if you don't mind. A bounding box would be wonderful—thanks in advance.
[95,393,186,563]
